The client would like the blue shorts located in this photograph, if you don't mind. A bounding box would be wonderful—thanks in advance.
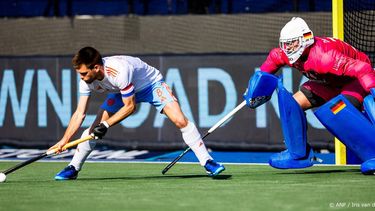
[100,81,177,114]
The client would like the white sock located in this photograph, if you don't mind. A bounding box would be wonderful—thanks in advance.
[180,121,212,166]
[69,128,96,171]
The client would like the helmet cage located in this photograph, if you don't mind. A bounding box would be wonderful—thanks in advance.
[279,36,302,57]
[279,31,313,64]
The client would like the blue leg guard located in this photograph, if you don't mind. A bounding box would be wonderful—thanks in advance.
[363,94,375,125]
[362,92,375,174]
[315,95,375,175]
[361,158,375,175]
[269,79,315,169]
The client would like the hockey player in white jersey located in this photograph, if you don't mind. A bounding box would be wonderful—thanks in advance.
[50,47,225,180]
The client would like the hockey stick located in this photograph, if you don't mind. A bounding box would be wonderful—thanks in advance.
[162,100,247,174]
[1,134,94,175]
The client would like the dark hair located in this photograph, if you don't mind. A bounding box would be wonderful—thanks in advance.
[72,47,103,69]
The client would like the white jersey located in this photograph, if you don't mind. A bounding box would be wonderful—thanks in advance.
[79,56,163,97]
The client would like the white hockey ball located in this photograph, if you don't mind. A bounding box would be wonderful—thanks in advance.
[0,173,7,183]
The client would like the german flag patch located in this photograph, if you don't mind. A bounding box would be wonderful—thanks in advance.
[331,100,346,114]
[303,32,313,40]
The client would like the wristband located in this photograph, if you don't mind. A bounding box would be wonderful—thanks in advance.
[102,121,110,128]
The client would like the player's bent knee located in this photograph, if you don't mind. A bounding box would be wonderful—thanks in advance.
[174,117,188,129]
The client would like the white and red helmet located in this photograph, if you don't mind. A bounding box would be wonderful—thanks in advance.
[279,17,314,64]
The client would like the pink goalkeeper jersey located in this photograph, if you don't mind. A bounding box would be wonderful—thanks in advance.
[260,37,375,92]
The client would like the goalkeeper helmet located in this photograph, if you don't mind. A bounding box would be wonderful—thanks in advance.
[279,17,314,64]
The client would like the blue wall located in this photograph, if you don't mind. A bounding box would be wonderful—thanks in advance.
[0,0,332,17]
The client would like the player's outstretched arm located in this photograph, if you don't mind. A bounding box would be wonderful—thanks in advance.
[49,95,90,151]
[243,71,278,108]
[242,48,286,108]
